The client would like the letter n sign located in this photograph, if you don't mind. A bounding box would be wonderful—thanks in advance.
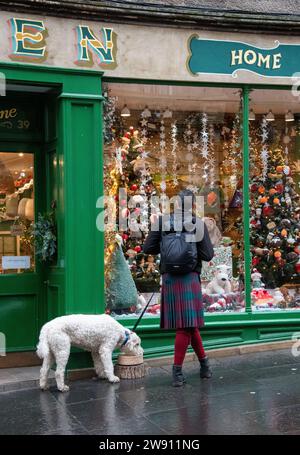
[76,26,116,68]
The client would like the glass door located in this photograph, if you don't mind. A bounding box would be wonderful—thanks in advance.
[0,151,35,274]
[0,145,46,352]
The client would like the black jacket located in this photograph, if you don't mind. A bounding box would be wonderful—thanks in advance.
[143,213,214,274]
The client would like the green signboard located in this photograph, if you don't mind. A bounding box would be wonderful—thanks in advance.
[188,36,300,77]
[0,100,42,134]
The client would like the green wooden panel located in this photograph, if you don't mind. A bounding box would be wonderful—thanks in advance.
[0,294,38,350]
[61,98,103,314]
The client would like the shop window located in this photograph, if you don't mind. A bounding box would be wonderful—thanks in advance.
[0,152,35,273]
[103,83,245,318]
[250,90,300,311]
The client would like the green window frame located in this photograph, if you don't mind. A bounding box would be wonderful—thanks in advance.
[103,78,298,327]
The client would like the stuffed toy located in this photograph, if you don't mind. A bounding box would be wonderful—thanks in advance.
[251,269,264,289]
[205,265,232,294]
[130,156,149,176]
[145,255,158,274]
[203,217,222,247]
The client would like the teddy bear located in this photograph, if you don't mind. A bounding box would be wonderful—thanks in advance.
[251,269,264,289]
[203,217,222,247]
[145,255,158,274]
[205,265,232,295]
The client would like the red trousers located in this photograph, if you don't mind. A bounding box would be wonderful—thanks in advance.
[174,328,206,366]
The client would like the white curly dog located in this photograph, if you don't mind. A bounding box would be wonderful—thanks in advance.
[37,314,143,392]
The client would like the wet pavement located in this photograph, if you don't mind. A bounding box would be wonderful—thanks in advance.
[1,348,300,435]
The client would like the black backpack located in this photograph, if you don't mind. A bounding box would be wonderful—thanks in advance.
[160,228,198,274]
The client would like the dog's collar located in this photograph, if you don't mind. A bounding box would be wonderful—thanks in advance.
[121,330,130,347]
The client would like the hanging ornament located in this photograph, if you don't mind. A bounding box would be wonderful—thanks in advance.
[259,196,268,204]
[130,184,138,192]
[287,252,298,263]
[207,191,218,207]
[287,236,296,245]
[263,205,274,217]
[275,183,284,194]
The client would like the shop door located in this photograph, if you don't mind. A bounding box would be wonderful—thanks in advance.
[0,143,46,351]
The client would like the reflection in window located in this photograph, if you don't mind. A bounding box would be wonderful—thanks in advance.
[103,84,245,318]
[0,153,34,273]
[250,90,300,311]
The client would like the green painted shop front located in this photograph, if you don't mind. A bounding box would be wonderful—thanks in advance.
[0,62,299,369]
[0,63,104,364]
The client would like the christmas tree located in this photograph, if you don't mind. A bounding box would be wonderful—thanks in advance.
[250,145,300,288]
[104,125,160,313]
[105,242,139,312]
[118,128,160,293]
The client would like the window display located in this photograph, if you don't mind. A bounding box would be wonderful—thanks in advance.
[103,84,245,317]
[249,90,300,311]
[0,152,35,273]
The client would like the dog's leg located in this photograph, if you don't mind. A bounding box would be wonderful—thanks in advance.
[40,353,53,391]
[92,351,106,379]
[54,339,71,392]
[100,347,120,383]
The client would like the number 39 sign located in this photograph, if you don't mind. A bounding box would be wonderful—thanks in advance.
[0,105,32,131]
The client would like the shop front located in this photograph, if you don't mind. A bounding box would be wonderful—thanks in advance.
[0,9,299,366]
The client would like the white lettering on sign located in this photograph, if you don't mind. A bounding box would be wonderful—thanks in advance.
[231,49,282,70]
[2,256,30,269]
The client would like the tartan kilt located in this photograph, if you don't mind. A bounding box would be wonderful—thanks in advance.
[160,272,204,329]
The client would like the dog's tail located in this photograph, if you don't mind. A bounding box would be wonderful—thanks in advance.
[36,323,50,359]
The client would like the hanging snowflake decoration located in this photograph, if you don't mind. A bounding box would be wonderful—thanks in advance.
[260,116,269,181]
[200,113,209,160]
[171,121,179,186]
[208,123,217,188]
[186,185,199,194]
[159,119,167,193]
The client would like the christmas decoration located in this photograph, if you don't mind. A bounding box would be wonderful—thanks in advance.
[250,143,300,288]
[33,211,57,263]
[105,242,139,312]
[103,85,117,145]
[171,121,179,187]
[260,116,269,181]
